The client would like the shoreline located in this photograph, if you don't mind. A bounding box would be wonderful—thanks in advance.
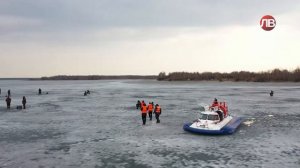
[1,67,300,82]
[0,78,299,83]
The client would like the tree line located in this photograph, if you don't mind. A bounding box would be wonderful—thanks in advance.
[41,75,156,80]
[157,68,300,82]
[39,68,300,82]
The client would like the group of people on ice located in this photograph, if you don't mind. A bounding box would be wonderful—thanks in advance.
[1,89,27,109]
[84,90,91,96]
[136,100,162,125]
[0,88,47,110]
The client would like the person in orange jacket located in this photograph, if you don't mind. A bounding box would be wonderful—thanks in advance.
[154,104,162,123]
[212,98,218,107]
[147,102,154,120]
[141,104,148,125]
[141,100,146,106]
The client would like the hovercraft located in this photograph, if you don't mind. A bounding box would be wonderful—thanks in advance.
[183,100,243,135]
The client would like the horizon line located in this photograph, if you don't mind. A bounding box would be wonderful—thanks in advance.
[1,67,299,79]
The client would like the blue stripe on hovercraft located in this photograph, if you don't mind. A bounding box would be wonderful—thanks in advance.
[183,117,243,135]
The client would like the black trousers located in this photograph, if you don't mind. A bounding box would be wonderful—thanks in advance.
[23,103,26,109]
[142,113,147,125]
[148,111,153,120]
[7,103,10,109]
[155,112,160,123]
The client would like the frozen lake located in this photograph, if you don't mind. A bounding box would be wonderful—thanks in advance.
[0,80,299,168]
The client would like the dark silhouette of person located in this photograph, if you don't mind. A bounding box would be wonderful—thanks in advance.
[38,88,42,95]
[136,100,141,109]
[270,90,274,96]
[22,96,27,109]
[87,90,90,94]
[84,91,87,96]
[8,90,11,97]
[6,96,11,109]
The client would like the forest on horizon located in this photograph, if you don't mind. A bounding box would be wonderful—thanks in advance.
[157,68,300,82]
[39,68,300,82]
[40,75,156,80]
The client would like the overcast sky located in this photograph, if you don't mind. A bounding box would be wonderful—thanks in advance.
[0,0,300,77]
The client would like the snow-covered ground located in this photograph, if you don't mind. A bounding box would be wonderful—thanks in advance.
[0,80,299,168]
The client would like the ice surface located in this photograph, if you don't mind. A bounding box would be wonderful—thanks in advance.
[0,80,300,168]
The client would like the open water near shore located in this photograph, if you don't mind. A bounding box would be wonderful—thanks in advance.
[0,80,299,168]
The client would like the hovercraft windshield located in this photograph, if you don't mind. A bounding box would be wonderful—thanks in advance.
[199,113,220,121]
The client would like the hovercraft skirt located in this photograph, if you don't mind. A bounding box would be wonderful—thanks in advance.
[183,117,243,135]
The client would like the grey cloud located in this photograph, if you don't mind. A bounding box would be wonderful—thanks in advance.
[0,0,299,31]
[0,0,299,44]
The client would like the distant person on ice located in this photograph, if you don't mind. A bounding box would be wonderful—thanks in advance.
[141,103,148,125]
[270,90,274,97]
[136,100,141,109]
[38,88,42,95]
[6,96,11,109]
[84,91,87,96]
[147,102,154,120]
[154,104,162,123]
[22,96,27,109]
[8,90,11,97]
